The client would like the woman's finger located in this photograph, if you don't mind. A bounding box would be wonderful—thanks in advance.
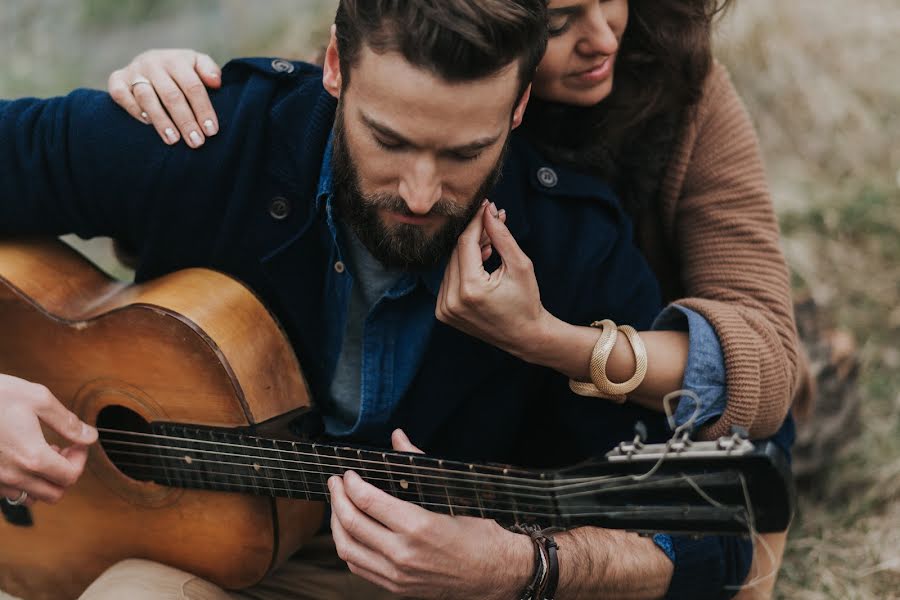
[131,78,180,145]
[169,62,218,138]
[146,65,205,148]
[107,70,150,125]
[196,53,223,90]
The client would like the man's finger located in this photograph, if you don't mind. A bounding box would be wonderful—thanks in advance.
[391,429,424,454]
[341,470,430,533]
[3,471,66,505]
[32,392,97,447]
[329,474,399,552]
[21,444,85,488]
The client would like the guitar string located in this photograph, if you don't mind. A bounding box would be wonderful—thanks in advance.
[97,391,706,492]
[99,428,703,494]
[99,434,700,496]
[107,460,749,527]
[103,446,714,509]
[98,427,556,487]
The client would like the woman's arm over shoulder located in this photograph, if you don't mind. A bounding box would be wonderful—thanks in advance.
[662,61,800,440]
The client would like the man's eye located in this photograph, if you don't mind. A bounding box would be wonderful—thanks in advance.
[375,137,405,151]
[451,151,483,162]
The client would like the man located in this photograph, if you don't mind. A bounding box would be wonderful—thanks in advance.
[0,1,752,598]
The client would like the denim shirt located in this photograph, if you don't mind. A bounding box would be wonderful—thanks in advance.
[314,133,444,437]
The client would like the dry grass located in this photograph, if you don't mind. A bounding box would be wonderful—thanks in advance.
[718,1,900,598]
[1,1,898,598]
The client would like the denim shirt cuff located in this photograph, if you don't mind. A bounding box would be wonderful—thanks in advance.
[651,305,727,430]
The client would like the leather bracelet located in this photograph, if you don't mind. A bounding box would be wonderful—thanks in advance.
[511,524,559,600]
[569,320,648,402]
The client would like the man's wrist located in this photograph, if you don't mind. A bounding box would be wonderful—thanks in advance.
[491,529,536,600]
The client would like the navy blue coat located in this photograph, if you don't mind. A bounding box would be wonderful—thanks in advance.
[0,58,749,598]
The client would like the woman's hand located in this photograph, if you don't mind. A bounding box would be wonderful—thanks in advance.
[108,49,222,148]
[0,374,97,506]
[437,201,554,362]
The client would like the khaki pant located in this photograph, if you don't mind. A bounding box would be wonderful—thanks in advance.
[79,534,400,600]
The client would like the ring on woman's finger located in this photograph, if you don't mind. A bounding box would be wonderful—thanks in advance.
[129,76,152,91]
[5,490,27,506]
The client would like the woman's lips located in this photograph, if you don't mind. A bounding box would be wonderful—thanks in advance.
[569,55,615,85]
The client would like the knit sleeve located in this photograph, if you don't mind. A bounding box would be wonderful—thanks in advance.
[659,63,799,440]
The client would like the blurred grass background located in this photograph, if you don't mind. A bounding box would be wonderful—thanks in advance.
[1,1,898,598]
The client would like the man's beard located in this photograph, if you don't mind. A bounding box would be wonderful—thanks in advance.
[331,104,508,271]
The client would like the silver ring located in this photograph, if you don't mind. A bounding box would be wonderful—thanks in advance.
[129,76,152,91]
[5,490,27,506]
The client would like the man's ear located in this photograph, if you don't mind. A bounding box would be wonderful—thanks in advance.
[511,83,532,130]
[322,24,342,99]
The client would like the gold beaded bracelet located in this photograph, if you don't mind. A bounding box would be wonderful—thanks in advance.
[568,319,648,403]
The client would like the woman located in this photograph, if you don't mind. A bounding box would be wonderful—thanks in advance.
[107,1,801,596]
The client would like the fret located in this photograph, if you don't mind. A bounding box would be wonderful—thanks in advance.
[382,452,400,499]
[238,434,263,495]
[385,451,420,506]
[200,428,220,492]
[469,464,486,519]
[439,460,454,516]
[157,424,185,488]
[252,436,277,497]
[309,443,329,497]
[408,454,427,509]
[219,430,249,494]
[275,439,306,500]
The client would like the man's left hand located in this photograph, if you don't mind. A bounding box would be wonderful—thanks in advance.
[328,429,533,599]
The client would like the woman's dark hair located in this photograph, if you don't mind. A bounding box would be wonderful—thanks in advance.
[334,0,548,102]
[522,0,734,215]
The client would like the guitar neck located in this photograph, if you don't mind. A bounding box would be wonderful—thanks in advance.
[102,423,561,527]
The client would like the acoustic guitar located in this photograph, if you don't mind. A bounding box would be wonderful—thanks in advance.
[0,239,794,600]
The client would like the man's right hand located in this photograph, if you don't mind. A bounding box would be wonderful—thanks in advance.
[0,374,97,506]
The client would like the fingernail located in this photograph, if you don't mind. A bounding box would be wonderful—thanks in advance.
[82,422,95,437]
[165,128,178,142]
[189,131,202,146]
[489,202,499,217]
[203,119,216,135]
[499,209,507,218]
[140,111,150,124]
[481,199,489,206]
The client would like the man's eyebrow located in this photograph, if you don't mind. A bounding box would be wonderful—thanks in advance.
[360,112,500,153]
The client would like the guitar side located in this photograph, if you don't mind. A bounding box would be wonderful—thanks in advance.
[0,239,324,600]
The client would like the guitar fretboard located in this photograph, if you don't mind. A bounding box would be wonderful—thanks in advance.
[100,423,561,526]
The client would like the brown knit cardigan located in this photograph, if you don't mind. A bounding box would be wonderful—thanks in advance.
[635,62,804,440]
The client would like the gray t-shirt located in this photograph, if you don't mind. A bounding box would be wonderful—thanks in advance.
[327,224,404,430]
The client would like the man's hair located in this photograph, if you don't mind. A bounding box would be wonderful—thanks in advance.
[334,0,548,102]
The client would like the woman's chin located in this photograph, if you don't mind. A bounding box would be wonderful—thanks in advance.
[536,80,614,108]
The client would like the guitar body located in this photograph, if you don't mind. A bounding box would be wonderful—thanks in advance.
[0,239,324,600]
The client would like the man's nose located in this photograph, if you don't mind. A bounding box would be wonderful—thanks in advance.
[398,155,442,215]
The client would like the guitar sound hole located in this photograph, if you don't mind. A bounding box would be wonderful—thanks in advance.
[96,405,157,484]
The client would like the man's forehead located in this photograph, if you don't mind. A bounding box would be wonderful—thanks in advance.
[343,45,519,146]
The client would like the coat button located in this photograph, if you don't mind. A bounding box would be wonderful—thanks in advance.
[268,196,291,220]
[537,167,558,188]
[270,59,295,74]
[334,261,346,274]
